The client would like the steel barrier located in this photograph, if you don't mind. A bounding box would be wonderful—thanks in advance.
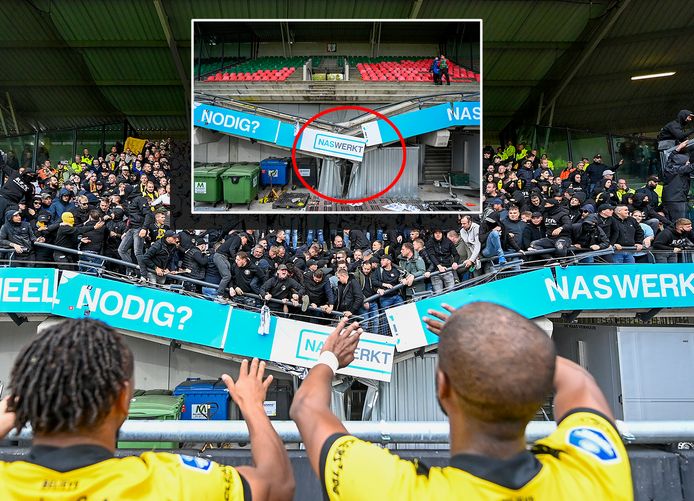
[7,419,694,445]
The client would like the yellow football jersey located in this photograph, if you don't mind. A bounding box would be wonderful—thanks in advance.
[0,448,248,500]
[321,409,633,500]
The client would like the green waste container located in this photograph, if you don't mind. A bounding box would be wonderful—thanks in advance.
[193,164,231,203]
[118,394,183,450]
[221,163,260,204]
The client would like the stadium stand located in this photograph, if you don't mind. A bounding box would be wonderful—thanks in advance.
[350,56,479,82]
[204,56,303,82]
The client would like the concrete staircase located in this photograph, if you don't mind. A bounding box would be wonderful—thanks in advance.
[196,80,479,104]
[422,145,452,184]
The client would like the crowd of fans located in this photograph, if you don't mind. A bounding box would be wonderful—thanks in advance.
[1,118,693,334]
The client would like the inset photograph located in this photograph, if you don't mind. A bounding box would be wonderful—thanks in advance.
[192,20,481,213]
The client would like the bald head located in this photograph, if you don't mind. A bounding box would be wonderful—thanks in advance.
[438,303,555,426]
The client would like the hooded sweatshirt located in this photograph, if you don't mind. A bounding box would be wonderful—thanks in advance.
[542,202,573,239]
[0,211,35,251]
[657,110,694,142]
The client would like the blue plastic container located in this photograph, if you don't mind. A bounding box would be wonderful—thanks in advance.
[173,378,231,420]
[260,157,290,186]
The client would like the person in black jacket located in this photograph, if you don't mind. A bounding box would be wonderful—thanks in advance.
[374,254,403,311]
[528,199,572,258]
[142,230,180,284]
[228,251,265,306]
[212,232,248,298]
[104,207,127,271]
[0,210,40,266]
[657,109,694,166]
[260,264,307,314]
[334,268,364,316]
[0,168,36,219]
[611,205,644,264]
[522,212,545,251]
[118,185,152,278]
[77,210,107,274]
[570,215,609,263]
[180,237,208,288]
[303,269,335,316]
[426,229,459,293]
[631,192,669,234]
[344,228,370,251]
[653,218,694,263]
[661,141,694,221]
[53,212,79,268]
[354,259,380,334]
[636,175,661,211]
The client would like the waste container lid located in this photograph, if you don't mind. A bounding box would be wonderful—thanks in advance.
[173,379,229,393]
[128,395,183,418]
[222,163,260,176]
[194,164,231,176]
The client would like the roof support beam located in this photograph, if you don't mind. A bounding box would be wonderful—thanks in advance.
[409,0,424,19]
[0,80,182,87]
[484,41,577,50]
[153,0,190,123]
[540,0,633,120]
[6,92,19,135]
[0,40,190,49]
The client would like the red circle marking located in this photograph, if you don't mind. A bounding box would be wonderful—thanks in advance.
[291,105,407,204]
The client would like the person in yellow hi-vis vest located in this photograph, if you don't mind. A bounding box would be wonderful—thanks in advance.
[291,304,633,501]
[0,319,294,501]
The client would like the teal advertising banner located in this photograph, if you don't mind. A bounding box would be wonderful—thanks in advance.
[48,271,395,382]
[53,271,232,348]
[386,264,694,352]
[0,267,57,313]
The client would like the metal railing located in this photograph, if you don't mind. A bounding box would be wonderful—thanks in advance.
[8,419,694,445]
[27,242,346,318]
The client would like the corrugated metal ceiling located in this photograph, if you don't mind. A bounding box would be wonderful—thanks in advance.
[0,0,688,138]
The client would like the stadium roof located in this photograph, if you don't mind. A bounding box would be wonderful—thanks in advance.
[0,0,689,139]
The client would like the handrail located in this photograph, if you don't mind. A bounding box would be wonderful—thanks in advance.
[31,242,344,317]
[7,419,693,445]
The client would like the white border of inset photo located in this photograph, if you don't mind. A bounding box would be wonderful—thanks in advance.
[190,18,483,215]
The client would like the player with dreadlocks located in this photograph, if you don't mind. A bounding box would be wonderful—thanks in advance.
[0,318,294,501]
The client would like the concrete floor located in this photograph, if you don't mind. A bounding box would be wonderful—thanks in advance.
[193,183,480,213]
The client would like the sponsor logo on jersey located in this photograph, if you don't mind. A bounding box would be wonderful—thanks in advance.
[179,454,213,472]
[567,427,620,463]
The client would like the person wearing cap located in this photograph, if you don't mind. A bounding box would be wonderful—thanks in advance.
[585,154,622,194]
[142,230,179,284]
[611,205,644,264]
[33,212,57,264]
[637,175,661,210]
[528,199,573,258]
[179,237,209,291]
[260,264,307,315]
